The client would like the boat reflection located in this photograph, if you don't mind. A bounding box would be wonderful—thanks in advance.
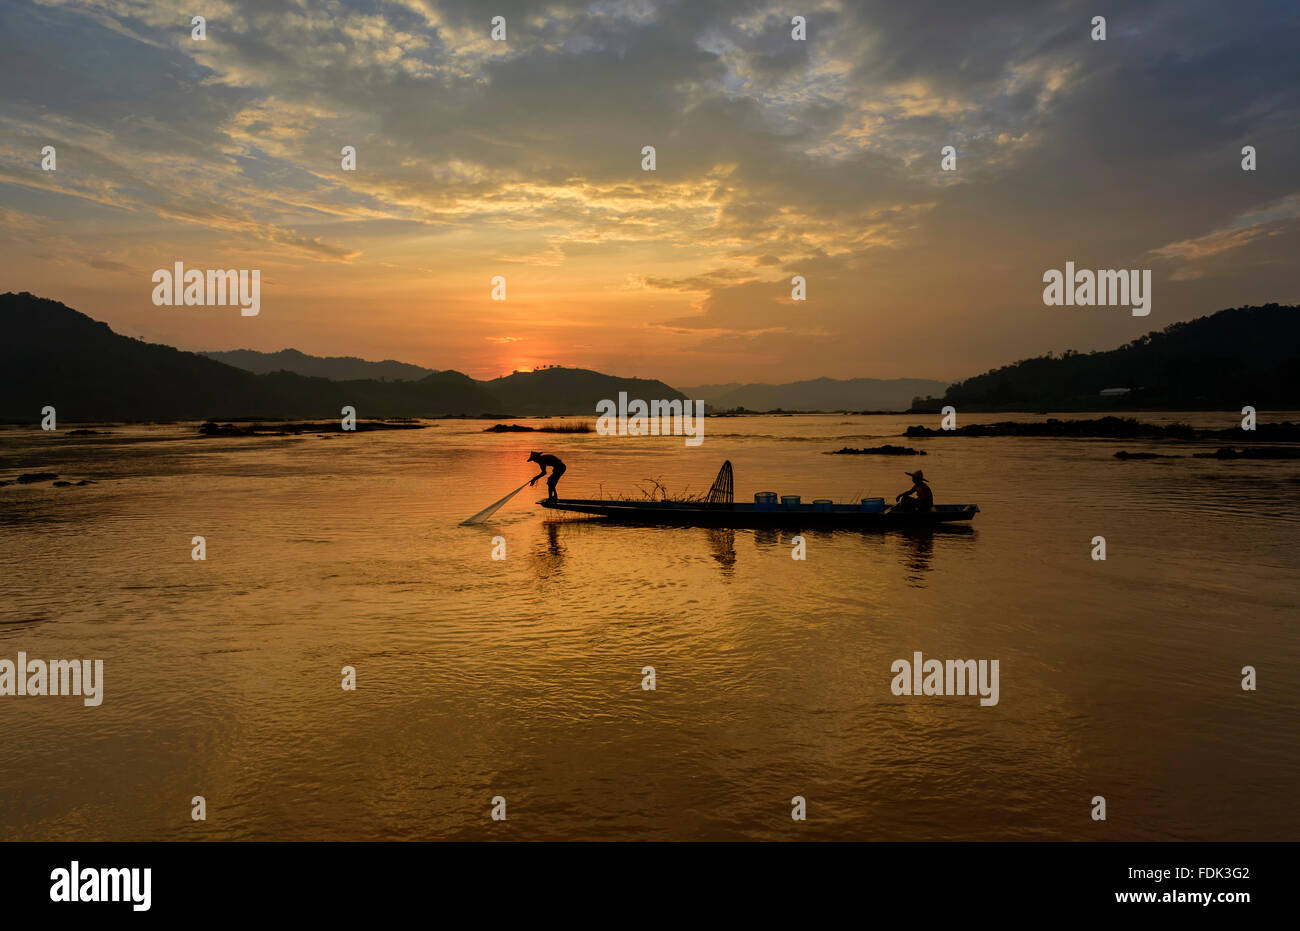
[540,516,974,587]
[898,529,936,585]
[705,527,736,575]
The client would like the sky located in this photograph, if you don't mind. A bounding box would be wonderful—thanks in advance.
[1,0,1297,385]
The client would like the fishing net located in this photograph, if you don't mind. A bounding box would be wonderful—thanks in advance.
[460,480,532,525]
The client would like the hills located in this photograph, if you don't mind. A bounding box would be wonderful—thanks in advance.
[201,348,436,382]
[204,345,695,416]
[0,293,684,421]
[5,293,1295,423]
[681,377,950,412]
[204,349,949,414]
[915,304,1300,411]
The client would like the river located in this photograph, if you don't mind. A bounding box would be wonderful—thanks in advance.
[1,412,1295,840]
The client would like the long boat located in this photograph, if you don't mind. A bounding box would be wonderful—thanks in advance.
[538,497,979,529]
[536,460,978,529]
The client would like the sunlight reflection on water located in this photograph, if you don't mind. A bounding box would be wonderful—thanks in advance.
[0,413,1296,840]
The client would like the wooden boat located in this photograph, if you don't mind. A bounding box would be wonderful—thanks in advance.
[537,461,978,529]
[539,497,978,528]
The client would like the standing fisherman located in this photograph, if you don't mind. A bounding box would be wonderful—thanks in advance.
[527,451,566,502]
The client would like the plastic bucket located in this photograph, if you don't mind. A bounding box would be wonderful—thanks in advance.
[754,491,778,512]
[861,497,886,513]
[813,499,833,512]
[781,495,801,509]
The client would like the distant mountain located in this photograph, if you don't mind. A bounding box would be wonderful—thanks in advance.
[201,348,436,382]
[918,304,1300,411]
[198,349,685,415]
[488,368,686,416]
[680,377,950,412]
[0,293,684,421]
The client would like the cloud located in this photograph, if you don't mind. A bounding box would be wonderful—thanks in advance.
[0,0,1296,382]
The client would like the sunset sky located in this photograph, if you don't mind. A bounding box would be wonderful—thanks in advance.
[1,0,1296,385]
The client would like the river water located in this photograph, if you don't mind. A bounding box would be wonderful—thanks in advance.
[1,412,1296,840]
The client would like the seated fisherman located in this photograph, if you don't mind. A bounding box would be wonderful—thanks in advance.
[895,469,934,512]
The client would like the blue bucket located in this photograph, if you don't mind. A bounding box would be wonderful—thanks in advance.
[861,497,886,513]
